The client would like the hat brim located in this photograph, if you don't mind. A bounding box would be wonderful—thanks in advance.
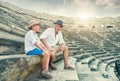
[28,23,40,29]
[54,22,63,27]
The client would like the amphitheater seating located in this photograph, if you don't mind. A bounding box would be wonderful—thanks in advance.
[71,38,120,80]
[1,1,120,80]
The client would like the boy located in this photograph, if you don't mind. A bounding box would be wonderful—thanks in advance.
[24,20,52,79]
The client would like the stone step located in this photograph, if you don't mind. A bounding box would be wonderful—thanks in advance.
[78,43,93,46]
[76,62,110,81]
[98,62,109,78]
[70,50,85,55]
[81,56,95,64]
[35,57,79,81]
[89,59,101,71]
[69,50,81,56]
[79,43,97,46]
[67,44,78,47]
[89,58,116,72]
[97,55,115,59]
[68,47,80,50]
[99,56,115,62]
[73,53,91,62]
[116,55,120,58]
[82,46,99,48]
[0,45,24,55]
[95,54,112,58]
[84,49,102,52]
[91,52,107,56]
[85,50,103,53]
[109,53,119,56]
[76,62,91,74]
[107,66,119,81]
[0,23,26,37]
[0,30,24,42]
[109,63,115,67]
[82,47,100,50]
[0,54,26,60]
[105,59,118,66]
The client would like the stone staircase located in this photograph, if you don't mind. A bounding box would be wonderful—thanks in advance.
[68,39,119,81]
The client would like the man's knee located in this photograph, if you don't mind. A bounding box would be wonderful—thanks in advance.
[65,46,68,50]
[61,45,68,51]
[50,51,55,57]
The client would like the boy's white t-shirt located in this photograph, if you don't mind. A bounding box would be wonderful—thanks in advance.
[24,30,42,53]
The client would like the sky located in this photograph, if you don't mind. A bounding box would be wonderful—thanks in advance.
[4,0,120,17]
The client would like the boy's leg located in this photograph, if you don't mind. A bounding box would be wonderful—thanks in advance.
[41,52,53,79]
[41,52,50,71]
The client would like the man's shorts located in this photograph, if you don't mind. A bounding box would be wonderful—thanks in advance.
[53,45,63,55]
[26,48,43,55]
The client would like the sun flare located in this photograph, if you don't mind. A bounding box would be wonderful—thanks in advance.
[77,13,89,20]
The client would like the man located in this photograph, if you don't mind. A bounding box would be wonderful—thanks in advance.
[24,20,52,79]
[40,20,75,70]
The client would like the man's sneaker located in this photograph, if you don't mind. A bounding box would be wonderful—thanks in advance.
[64,66,75,70]
[49,65,57,70]
[40,70,52,79]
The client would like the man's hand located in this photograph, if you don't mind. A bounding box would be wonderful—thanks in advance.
[47,46,55,52]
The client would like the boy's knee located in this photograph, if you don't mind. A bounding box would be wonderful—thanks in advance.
[42,52,50,57]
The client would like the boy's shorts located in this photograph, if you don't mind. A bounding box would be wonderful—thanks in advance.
[26,48,43,55]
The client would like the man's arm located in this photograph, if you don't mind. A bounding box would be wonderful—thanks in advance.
[40,39,54,51]
[40,28,54,51]
[58,32,65,45]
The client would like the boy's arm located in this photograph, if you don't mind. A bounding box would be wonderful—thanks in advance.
[34,42,47,53]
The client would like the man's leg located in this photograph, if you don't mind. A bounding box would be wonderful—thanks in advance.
[49,51,55,65]
[49,51,57,70]
[57,44,75,70]
[59,44,69,67]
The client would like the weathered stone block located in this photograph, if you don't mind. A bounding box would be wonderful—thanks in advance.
[0,55,41,81]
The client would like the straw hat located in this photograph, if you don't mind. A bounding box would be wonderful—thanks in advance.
[28,20,40,29]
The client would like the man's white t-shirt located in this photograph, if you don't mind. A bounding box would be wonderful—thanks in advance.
[40,28,65,46]
[24,30,42,53]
